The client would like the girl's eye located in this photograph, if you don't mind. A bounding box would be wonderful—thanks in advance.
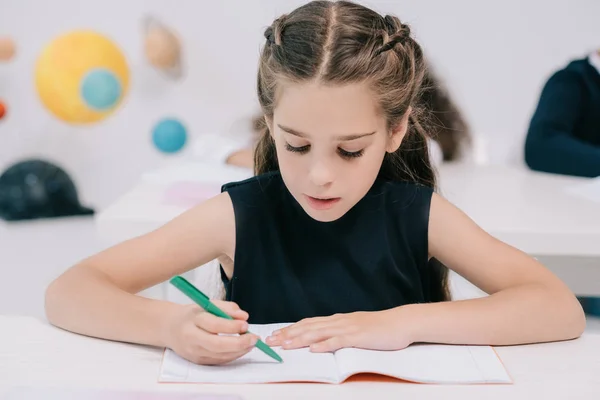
[338,148,364,159]
[285,143,310,154]
[285,142,364,159]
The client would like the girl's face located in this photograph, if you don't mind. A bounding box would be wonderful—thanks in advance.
[268,81,407,222]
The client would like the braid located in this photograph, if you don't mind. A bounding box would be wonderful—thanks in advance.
[264,15,288,46]
[375,15,411,56]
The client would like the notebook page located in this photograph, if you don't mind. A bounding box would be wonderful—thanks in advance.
[159,323,339,384]
[334,344,511,384]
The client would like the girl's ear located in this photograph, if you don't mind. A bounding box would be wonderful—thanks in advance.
[387,107,411,153]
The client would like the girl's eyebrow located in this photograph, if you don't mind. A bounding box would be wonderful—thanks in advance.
[278,124,376,141]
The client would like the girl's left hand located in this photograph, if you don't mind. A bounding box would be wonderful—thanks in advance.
[265,308,414,353]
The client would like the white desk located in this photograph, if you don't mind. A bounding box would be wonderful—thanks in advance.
[97,162,600,256]
[437,164,600,257]
[95,162,600,297]
[437,164,600,296]
[96,162,252,242]
[1,316,599,399]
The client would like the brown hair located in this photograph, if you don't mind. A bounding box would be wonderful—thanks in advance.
[254,0,449,302]
[419,67,471,161]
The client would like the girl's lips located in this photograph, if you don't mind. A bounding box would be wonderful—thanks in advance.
[304,195,341,210]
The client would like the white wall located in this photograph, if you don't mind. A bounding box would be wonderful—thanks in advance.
[1,0,599,209]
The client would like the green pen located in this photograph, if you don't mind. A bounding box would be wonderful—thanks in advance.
[169,275,283,363]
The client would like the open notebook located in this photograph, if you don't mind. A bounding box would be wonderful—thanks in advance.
[159,323,511,384]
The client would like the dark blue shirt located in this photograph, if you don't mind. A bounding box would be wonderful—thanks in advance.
[525,57,600,177]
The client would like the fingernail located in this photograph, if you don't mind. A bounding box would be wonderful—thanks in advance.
[241,322,248,331]
[266,336,274,343]
[251,336,258,345]
[283,340,292,348]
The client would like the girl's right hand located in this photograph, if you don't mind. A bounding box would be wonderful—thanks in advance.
[163,301,260,365]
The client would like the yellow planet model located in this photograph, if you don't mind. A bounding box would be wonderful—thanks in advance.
[35,30,129,124]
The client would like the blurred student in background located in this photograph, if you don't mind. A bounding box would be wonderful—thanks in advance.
[524,50,600,178]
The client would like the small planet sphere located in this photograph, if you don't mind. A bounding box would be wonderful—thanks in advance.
[152,118,187,153]
[81,68,122,111]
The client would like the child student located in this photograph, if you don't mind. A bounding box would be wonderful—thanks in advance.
[45,0,585,365]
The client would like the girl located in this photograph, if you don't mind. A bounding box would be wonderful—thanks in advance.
[45,0,585,366]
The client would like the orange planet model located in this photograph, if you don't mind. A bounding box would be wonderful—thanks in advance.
[0,101,7,120]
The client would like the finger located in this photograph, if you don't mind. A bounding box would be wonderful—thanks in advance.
[310,335,352,353]
[269,319,340,345]
[211,300,249,320]
[272,316,336,339]
[266,323,320,346]
[268,322,337,347]
[201,332,260,354]
[189,346,254,365]
[267,323,324,346]
[213,347,256,364]
[195,312,248,335]
[281,326,347,350]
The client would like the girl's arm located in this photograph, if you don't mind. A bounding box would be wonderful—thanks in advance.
[226,148,254,169]
[409,193,586,345]
[45,192,237,348]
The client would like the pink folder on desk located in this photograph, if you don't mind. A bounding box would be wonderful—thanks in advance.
[161,182,223,207]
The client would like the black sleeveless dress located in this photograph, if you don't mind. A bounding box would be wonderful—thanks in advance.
[220,171,435,324]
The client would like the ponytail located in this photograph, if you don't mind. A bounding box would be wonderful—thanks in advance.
[252,116,278,176]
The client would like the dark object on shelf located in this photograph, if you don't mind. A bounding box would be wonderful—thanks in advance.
[0,159,94,221]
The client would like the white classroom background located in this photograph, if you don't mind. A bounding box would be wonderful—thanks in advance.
[0,0,599,325]
[2,0,600,208]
